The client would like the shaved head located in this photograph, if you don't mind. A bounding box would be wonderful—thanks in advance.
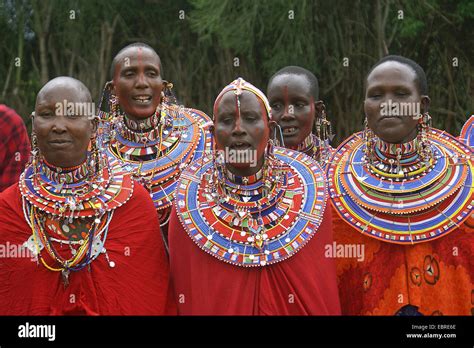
[110,42,163,79]
[36,76,92,106]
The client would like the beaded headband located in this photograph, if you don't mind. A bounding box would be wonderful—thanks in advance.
[212,77,271,120]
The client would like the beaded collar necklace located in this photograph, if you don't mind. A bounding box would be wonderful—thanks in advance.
[328,129,473,244]
[20,153,134,286]
[101,100,212,226]
[175,147,328,267]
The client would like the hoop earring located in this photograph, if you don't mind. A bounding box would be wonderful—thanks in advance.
[271,121,285,148]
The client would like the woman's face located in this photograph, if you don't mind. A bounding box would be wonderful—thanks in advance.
[213,90,270,176]
[267,74,316,147]
[112,46,164,120]
[34,84,94,168]
[364,61,429,144]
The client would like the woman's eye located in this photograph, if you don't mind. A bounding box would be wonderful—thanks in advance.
[396,92,409,97]
[271,104,282,111]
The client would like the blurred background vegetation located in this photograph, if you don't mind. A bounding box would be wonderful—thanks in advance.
[0,0,473,145]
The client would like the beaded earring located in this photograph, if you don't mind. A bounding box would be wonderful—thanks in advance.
[109,89,120,119]
[416,112,433,168]
[314,107,333,163]
[31,131,40,177]
[363,117,376,166]
[87,135,101,180]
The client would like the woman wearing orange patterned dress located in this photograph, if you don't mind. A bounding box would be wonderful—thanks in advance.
[328,55,474,315]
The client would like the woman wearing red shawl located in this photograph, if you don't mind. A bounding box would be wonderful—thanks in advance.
[327,56,474,315]
[0,77,172,315]
[169,77,340,315]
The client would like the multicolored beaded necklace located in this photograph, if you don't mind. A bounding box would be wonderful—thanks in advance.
[328,128,474,244]
[20,154,134,286]
[101,99,212,226]
[290,133,335,168]
[175,147,328,267]
[460,115,474,148]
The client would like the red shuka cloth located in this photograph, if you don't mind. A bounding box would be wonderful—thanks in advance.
[0,183,175,315]
[169,204,341,315]
[333,214,474,315]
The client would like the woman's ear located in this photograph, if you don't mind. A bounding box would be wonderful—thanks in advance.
[421,95,431,114]
[269,120,277,138]
[110,80,116,96]
[315,100,325,118]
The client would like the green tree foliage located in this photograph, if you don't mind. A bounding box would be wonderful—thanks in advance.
[0,0,472,143]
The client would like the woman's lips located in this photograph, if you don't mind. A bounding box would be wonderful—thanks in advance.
[131,95,153,105]
[281,126,298,136]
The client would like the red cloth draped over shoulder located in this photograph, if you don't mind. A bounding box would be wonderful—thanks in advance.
[333,214,474,315]
[169,204,341,315]
[0,183,176,315]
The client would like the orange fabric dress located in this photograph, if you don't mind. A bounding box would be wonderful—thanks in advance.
[328,129,474,315]
[333,214,473,315]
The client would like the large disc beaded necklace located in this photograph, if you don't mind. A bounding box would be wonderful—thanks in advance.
[460,115,474,148]
[101,99,212,226]
[19,154,134,286]
[175,147,328,267]
[328,128,474,244]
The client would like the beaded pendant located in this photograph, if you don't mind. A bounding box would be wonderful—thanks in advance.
[175,147,328,267]
[328,128,474,244]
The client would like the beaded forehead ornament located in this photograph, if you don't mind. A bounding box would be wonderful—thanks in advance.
[212,77,271,120]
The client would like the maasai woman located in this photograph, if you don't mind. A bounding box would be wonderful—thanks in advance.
[459,115,474,148]
[169,78,340,315]
[267,66,334,167]
[327,55,474,315]
[99,42,212,249]
[0,77,172,315]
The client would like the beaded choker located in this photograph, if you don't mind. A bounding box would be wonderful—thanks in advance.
[40,159,89,184]
[328,128,474,244]
[124,109,161,132]
[366,136,433,178]
[175,147,328,267]
[290,133,334,167]
[223,166,264,185]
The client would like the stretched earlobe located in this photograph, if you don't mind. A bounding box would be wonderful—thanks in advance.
[421,96,431,114]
